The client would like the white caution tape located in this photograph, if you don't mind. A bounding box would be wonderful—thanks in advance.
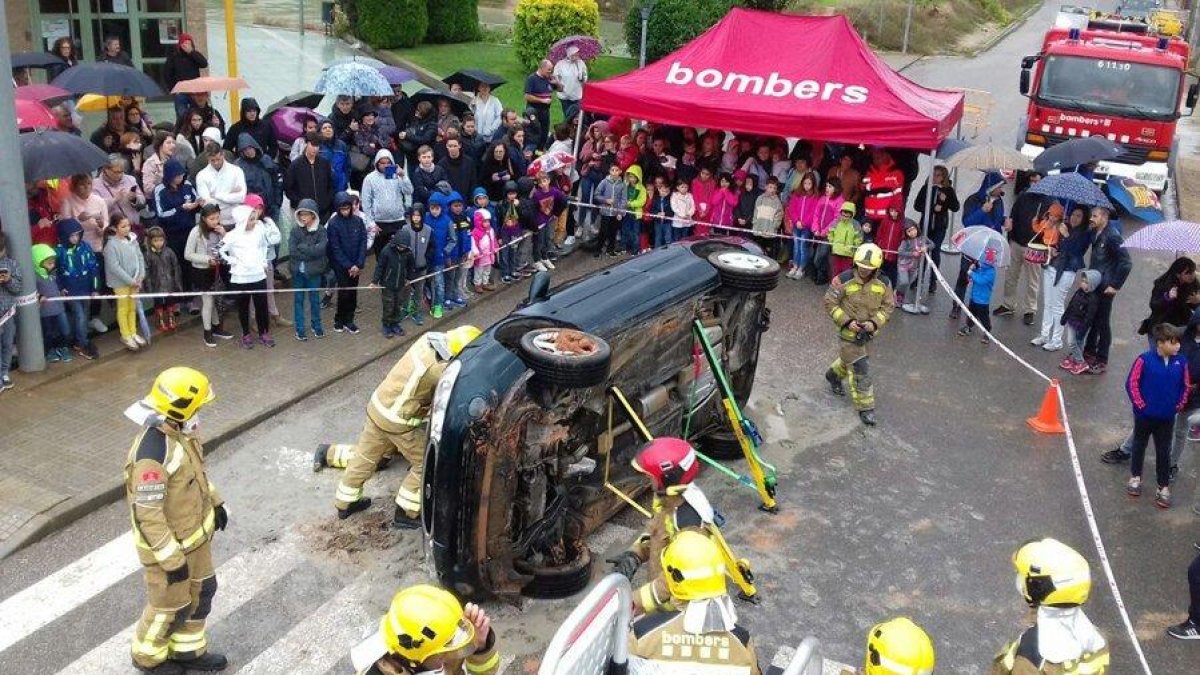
[0,293,39,329]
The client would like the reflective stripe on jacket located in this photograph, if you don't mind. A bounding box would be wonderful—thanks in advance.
[367,337,447,432]
[824,270,895,342]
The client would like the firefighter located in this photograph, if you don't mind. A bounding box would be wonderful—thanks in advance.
[349,584,500,675]
[315,325,481,529]
[823,243,894,426]
[838,617,936,675]
[628,531,762,674]
[991,538,1109,674]
[123,367,228,674]
[607,437,757,613]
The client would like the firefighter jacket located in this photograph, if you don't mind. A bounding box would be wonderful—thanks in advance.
[359,633,500,675]
[824,270,895,343]
[124,423,223,571]
[628,609,762,675]
[629,486,713,614]
[368,336,448,433]
[862,161,904,222]
[990,626,1109,674]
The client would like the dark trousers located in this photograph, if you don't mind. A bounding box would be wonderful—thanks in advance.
[1131,415,1174,488]
[371,220,402,259]
[967,301,992,332]
[599,215,619,253]
[334,268,359,326]
[927,222,947,291]
[954,257,971,304]
[1188,552,1200,623]
[1084,295,1115,363]
[881,259,898,287]
[381,287,404,325]
[533,105,551,149]
[41,314,70,351]
[232,279,269,335]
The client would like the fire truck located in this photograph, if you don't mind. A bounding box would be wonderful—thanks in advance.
[1017,6,1198,191]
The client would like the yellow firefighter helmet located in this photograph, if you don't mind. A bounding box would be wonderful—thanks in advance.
[143,367,215,422]
[1013,537,1092,607]
[865,616,935,675]
[380,585,475,666]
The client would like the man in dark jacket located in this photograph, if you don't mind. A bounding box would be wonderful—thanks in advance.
[100,36,133,66]
[223,98,278,160]
[284,133,335,220]
[410,145,449,206]
[1084,206,1133,373]
[163,33,208,120]
[234,134,280,219]
[327,192,367,334]
[437,138,478,198]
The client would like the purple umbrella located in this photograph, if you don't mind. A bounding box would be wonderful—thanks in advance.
[1123,220,1200,254]
[269,106,324,147]
[377,65,415,86]
[548,35,602,63]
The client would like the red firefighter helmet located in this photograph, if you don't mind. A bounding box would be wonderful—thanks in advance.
[632,438,699,492]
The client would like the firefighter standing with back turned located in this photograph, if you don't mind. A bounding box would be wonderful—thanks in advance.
[824,243,894,426]
[124,367,228,674]
[315,325,481,529]
[838,617,936,675]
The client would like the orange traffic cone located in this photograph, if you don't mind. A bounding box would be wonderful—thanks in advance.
[1027,379,1066,434]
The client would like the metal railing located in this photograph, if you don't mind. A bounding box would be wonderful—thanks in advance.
[538,573,632,675]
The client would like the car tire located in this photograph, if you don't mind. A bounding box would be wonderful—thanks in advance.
[698,429,746,461]
[518,328,611,388]
[515,545,593,599]
[707,251,780,292]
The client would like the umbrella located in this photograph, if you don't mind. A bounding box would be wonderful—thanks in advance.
[266,90,325,115]
[410,88,471,117]
[171,75,249,94]
[19,130,109,182]
[1026,172,1114,209]
[1123,220,1200,253]
[51,61,163,97]
[944,143,1034,171]
[441,69,506,93]
[75,93,145,113]
[950,225,1010,266]
[15,99,56,130]
[936,137,972,160]
[527,150,576,176]
[548,35,603,63]
[11,52,65,69]
[15,84,72,105]
[269,106,324,147]
[324,55,387,70]
[377,66,416,86]
[1033,137,1120,173]
[313,62,392,97]
[1106,176,1163,224]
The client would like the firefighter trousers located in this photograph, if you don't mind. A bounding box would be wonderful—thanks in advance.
[831,341,874,411]
[132,540,216,668]
[332,417,424,516]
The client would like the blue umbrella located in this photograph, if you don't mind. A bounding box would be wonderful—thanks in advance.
[1026,172,1113,210]
[377,66,415,86]
[936,137,971,160]
[1105,177,1164,224]
[313,62,392,97]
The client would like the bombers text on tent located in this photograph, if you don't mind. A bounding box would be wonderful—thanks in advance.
[665,61,869,104]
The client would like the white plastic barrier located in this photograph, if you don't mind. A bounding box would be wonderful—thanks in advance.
[780,636,824,675]
[538,573,632,675]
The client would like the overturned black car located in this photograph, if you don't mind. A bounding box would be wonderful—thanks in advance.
[422,237,778,600]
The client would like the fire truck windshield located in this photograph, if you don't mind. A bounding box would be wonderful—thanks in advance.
[1037,55,1180,120]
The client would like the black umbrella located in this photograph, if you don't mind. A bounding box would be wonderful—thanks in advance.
[51,61,163,97]
[11,52,66,69]
[1033,136,1121,173]
[441,69,506,93]
[265,90,325,115]
[410,88,471,116]
[19,130,109,182]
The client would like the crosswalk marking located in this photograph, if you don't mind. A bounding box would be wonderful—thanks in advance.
[0,532,139,653]
[57,539,305,674]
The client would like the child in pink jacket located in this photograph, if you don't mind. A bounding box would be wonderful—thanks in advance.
[808,181,844,284]
[705,172,739,237]
[471,209,498,292]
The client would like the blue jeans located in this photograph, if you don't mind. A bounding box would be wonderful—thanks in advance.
[292,272,323,333]
[41,312,70,351]
[792,229,811,269]
[653,220,672,248]
[621,215,639,253]
[447,261,465,302]
[497,235,514,278]
[0,319,13,378]
[431,264,445,307]
[63,299,90,347]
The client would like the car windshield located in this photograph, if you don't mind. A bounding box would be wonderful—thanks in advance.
[1037,55,1180,120]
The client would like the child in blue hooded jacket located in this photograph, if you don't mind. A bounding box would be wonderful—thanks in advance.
[446,191,472,307]
[958,248,997,344]
[424,191,453,318]
[1125,323,1190,508]
[54,218,100,359]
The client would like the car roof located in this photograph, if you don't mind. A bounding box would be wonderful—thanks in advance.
[514,244,720,332]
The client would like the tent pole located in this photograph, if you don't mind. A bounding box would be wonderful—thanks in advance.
[941,119,964,255]
[914,148,938,311]
[571,113,587,238]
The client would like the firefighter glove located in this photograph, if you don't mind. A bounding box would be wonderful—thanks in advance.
[214,504,229,531]
[606,551,642,581]
[165,562,190,585]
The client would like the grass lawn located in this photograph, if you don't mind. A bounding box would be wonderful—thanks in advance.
[386,42,638,126]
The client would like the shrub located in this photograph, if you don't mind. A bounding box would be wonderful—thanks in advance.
[623,0,738,64]
[356,0,427,48]
[741,0,788,9]
[425,0,480,44]
[513,0,601,71]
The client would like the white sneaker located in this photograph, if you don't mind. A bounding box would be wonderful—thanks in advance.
[1043,341,1062,351]
[563,236,576,247]
[122,336,140,351]
[544,259,556,270]
[796,268,806,279]
[918,304,931,315]
[133,333,147,346]
[901,303,920,314]
[89,318,109,333]
[533,261,548,272]
[785,268,797,279]
[1030,336,1047,346]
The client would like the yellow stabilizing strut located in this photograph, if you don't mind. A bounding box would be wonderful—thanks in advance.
[607,386,758,601]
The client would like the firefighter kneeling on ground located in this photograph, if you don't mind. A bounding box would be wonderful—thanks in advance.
[606,438,757,613]
[628,531,761,674]
[991,538,1109,674]
[824,243,895,427]
[350,584,500,675]
[314,325,481,529]
[838,617,935,675]
[123,367,229,674]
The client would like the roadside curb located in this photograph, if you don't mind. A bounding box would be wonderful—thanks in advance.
[969,0,1044,58]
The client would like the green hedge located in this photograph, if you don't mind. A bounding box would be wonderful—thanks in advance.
[425,0,480,44]
[512,0,601,71]
[356,0,427,48]
[624,0,739,64]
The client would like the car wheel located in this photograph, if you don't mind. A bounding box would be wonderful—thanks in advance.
[698,429,746,461]
[518,328,611,388]
[515,545,593,599]
[707,251,780,292]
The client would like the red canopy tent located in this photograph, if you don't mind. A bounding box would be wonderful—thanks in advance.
[582,9,964,150]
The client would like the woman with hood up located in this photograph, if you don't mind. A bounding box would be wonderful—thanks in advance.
[962,171,1007,232]
[223,98,278,160]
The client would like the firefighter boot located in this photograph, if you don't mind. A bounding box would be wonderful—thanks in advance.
[337,498,372,519]
[173,652,228,671]
[825,369,845,396]
[313,444,330,472]
[859,410,878,426]
[133,660,184,675]
[392,504,420,530]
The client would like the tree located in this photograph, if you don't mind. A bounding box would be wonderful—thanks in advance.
[425,0,480,44]
[624,0,739,65]
[513,0,601,71]
[356,0,427,48]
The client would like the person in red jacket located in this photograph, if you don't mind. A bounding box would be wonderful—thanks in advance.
[861,194,905,286]
[862,149,904,225]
